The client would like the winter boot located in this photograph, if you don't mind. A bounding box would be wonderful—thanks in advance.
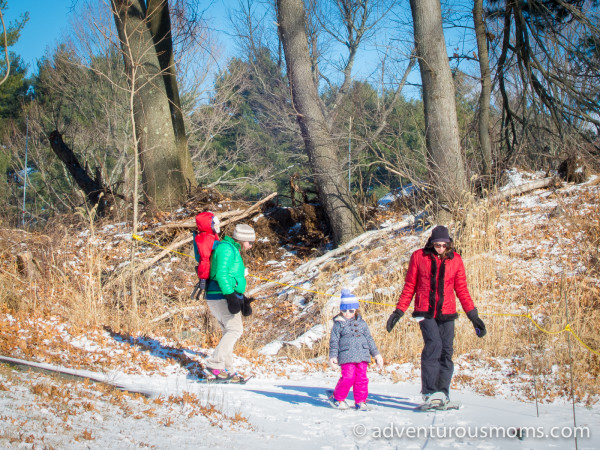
[426,392,448,407]
[418,392,450,411]
[331,399,351,410]
[355,402,371,411]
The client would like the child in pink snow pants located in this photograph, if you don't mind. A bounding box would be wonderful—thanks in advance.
[329,289,383,410]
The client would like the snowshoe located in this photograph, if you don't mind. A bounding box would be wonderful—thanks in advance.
[416,392,461,411]
[199,368,252,384]
[225,371,253,384]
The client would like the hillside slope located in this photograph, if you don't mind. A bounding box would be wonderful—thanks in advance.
[1,169,599,447]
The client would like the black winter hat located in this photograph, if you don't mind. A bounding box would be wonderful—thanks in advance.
[430,225,451,243]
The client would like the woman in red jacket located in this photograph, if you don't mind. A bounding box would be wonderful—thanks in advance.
[386,226,486,407]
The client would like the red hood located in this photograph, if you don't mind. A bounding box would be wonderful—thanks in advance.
[195,211,215,233]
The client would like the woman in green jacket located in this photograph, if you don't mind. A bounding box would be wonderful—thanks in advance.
[204,223,256,381]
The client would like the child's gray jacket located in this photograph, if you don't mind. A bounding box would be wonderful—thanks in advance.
[329,314,380,364]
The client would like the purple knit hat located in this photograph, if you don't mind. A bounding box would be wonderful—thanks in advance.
[430,226,451,243]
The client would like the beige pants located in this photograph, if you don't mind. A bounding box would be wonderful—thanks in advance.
[206,300,243,371]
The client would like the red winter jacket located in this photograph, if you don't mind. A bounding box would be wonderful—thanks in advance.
[396,247,475,320]
[194,212,220,280]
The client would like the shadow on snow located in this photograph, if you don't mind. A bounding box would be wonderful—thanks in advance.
[246,384,420,411]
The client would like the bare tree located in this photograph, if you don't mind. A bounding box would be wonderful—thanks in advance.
[409,0,469,211]
[111,0,197,210]
[0,8,9,86]
[473,0,493,177]
[488,0,600,164]
[277,0,363,245]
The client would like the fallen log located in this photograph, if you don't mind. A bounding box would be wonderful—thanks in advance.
[48,130,124,217]
[247,215,416,297]
[0,354,155,397]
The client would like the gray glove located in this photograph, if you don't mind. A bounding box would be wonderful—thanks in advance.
[191,279,206,300]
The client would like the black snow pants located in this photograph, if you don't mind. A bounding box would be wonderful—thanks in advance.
[419,318,455,397]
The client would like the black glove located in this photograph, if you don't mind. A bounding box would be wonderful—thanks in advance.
[191,279,206,300]
[224,293,242,315]
[241,295,255,317]
[386,309,404,332]
[466,308,487,338]
[241,300,252,317]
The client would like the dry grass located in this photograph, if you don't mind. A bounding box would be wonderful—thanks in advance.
[0,180,599,406]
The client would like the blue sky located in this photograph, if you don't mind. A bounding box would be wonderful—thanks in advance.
[2,0,428,95]
[2,0,236,76]
[3,0,76,74]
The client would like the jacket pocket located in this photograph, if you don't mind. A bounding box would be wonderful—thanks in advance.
[414,292,426,309]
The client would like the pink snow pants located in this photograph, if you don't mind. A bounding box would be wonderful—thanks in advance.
[333,361,369,403]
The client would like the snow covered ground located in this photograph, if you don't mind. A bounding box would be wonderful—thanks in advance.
[1,358,598,449]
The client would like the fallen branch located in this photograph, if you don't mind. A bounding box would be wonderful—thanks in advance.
[158,208,244,230]
[488,177,558,202]
[297,215,416,275]
[158,192,277,231]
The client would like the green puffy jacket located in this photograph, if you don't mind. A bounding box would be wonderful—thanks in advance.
[205,236,247,299]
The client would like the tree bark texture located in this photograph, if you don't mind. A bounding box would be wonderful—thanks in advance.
[473,0,493,177]
[146,0,195,185]
[112,0,195,211]
[276,0,364,246]
[409,0,468,207]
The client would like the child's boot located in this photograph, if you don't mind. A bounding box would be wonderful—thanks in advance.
[332,399,351,410]
[355,402,371,411]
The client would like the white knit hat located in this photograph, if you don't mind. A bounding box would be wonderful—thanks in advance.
[232,224,256,242]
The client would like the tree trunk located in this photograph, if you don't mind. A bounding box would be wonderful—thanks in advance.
[473,0,493,177]
[276,0,364,246]
[409,0,468,208]
[112,0,193,210]
[146,0,196,185]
